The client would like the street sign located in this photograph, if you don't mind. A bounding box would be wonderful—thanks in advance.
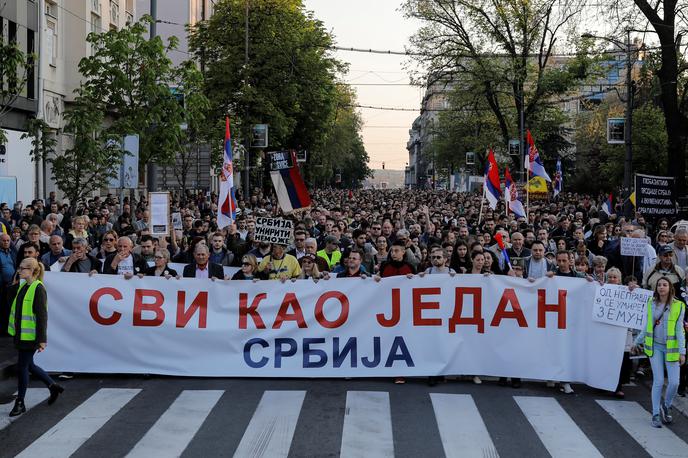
[268,150,294,171]
[465,151,475,165]
[607,118,625,144]
[508,140,520,156]
[252,124,268,148]
[296,150,307,162]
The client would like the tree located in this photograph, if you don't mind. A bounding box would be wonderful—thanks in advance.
[78,17,184,169]
[170,61,212,195]
[188,0,347,182]
[30,93,124,210]
[631,1,688,196]
[574,98,667,192]
[310,84,372,187]
[404,0,593,174]
[0,17,32,145]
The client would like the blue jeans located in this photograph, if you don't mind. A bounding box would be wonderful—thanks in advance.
[17,350,55,400]
[648,343,681,415]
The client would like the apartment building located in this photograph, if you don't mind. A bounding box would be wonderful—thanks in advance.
[0,1,39,205]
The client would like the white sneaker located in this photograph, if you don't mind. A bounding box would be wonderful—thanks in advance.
[561,383,574,394]
[473,376,482,385]
[546,381,555,388]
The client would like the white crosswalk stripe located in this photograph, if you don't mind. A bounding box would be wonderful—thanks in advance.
[0,389,50,431]
[340,391,394,458]
[126,390,223,458]
[597,400,688,458]
[430,393,498,458]
[5,387,688,457]
[16,388,141,458]
[515,396,602,458]
[233,390,306,458]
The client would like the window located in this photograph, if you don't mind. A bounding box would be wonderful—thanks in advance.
[46,20,57,66]
[91,0,101,15]
[45,1,58,18]
[110,1,120,25]
[90,13,101,54]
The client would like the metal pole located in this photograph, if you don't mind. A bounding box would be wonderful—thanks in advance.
[147,0,158,193]
[243,0,250,201]
[624,29,633,203]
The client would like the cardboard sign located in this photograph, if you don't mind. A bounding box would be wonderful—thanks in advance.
[592,284,651,331]
[171,212,182,230]
[254,217,293,245]
[620,237,648,257]
[150,192,170,236]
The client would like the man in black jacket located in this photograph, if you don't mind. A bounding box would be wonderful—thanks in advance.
[61,238,102,274]
[183,244,225,279]
[102,236,148,277]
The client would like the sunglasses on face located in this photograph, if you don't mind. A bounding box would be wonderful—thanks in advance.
[242,262,251,266]
[104,238,115,242]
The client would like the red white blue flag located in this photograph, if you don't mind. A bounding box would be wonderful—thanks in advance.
[484,149,501,210]
[525,130,551,182]
[505,168,526,218]
[270,150,311,213]
[218,117,237,229]
[602,193,613,216]
[553,158,563,197]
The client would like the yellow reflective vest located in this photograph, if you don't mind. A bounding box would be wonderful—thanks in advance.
[644,298,685,362]
[8,280,43,341]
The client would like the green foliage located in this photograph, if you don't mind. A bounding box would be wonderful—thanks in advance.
[188,0,368,187]
[0,30,32,145]
[310,85,372,188]
[573,100,667,192]
[38,94,124,210]
[78,17,184,166]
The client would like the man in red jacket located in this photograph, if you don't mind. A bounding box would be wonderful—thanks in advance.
[377,240,415,278]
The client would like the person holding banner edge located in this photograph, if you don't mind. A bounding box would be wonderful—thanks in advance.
[632,277,686,428]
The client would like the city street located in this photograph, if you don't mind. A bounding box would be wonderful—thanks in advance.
[1,376,687,457]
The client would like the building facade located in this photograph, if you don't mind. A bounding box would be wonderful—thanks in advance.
[137,0,215,193]
[1,1,39,205]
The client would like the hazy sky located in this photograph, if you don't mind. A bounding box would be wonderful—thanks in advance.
[303,0,422,171]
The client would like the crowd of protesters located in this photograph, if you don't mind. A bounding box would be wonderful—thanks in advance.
[0,187,686,421]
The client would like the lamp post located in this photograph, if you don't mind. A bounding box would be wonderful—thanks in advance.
[582,30,634,201]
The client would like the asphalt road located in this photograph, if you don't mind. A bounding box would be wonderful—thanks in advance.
[0,376,687,457]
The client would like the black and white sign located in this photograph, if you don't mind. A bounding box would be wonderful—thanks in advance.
[149,192,170,236]
[252,124,269,148]
[268,150,294,171]
[635,173,676,217]
[254,217,294,245]
[620,237,649,257]
[592,284,651,331]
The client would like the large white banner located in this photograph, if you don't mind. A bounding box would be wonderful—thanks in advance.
[38,273,627,390]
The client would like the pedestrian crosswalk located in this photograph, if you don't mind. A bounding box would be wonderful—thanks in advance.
[1,387,687,457]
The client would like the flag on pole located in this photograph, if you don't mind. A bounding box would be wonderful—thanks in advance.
[505,168,526,218]
[217,117,237,229]
[553,158,563,197]
[602,193,614,216]
[526,130,551,182]
[484,149,501,210]
[494,231,512,271]
[270,151,312,213]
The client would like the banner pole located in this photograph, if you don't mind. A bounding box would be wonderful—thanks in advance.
[478,183,485,226]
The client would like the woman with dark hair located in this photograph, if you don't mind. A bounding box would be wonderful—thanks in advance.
[588,225,609,256]
[449,240,471,273]
[633,277,686,428]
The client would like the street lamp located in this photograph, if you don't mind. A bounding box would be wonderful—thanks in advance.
[581,30,634,203]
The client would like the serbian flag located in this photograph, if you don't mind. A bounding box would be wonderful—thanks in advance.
[553,158,563,197]
[602,193,614,216]
[505,168,526,218]
[218,117,237,229]
[494,231,512,271]
[270,151,311,213]
[526,130,551,182]
[484,148,501,210]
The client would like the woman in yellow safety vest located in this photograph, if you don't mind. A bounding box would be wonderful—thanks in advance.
[632,277,686,428]
[7,257,63,417]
